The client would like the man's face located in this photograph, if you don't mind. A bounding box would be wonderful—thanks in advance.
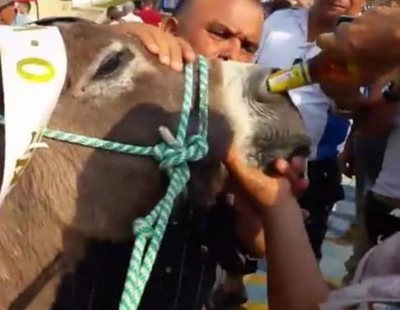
[313,0,364,19]
[0,4,15,24]
[17,3,29,14]
[175,0,264,63]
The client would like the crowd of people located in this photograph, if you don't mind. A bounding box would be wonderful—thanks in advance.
[105,0,161,26]
[1,0,400,308]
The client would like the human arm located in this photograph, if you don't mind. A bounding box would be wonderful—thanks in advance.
[232,156,309,258]
[234,193,266,258]
[225,151,329,310]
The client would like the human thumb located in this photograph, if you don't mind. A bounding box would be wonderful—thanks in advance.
[316,32,340,53]
[316,32,358,73]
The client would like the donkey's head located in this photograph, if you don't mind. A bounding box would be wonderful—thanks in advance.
[0,21,310,240]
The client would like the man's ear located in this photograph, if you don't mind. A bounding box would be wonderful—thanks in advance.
[161,16,179,35]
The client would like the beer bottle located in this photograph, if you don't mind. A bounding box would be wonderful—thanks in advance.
[265,53,359,93]
[265,15,360,93]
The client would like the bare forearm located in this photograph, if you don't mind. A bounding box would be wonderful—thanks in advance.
[261,198,329,310]
[225,151,329,308]
[235,199,266,257]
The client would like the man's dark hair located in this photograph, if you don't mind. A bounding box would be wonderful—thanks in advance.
[106,5,119,19]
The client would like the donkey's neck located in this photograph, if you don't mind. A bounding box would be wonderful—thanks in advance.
[0,150,86,308]
[0,194,65,307]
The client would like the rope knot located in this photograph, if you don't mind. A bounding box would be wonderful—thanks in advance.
[152,127,209,171]
[159,135,208,170]
[133,217,153,238]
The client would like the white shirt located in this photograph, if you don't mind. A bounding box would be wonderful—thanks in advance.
[256,9,351,160]
[121,13,143,23]
[372,122,400,200]
[12,13,33,26]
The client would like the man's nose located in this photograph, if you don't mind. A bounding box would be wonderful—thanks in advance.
[217,38,242,61]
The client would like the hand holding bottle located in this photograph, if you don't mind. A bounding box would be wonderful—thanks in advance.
[317,7,400,85]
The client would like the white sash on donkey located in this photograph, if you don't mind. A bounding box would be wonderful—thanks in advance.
[0,25,67,205]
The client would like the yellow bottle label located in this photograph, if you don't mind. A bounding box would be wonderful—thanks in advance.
[266,62,312,93]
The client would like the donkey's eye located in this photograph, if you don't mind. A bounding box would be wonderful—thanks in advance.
[93,48,134,80]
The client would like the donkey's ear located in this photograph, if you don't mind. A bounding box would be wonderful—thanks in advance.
[32,16,93,26]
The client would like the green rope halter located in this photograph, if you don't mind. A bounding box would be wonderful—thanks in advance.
[1,56,209,309]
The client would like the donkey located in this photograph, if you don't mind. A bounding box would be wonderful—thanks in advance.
[0,21,309,308]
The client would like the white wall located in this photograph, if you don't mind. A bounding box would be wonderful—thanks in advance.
[71,0,92,7]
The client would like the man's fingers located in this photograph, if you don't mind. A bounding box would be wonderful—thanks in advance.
[290,156,306,178]
[113,23,160,55]
[177,37,196,63]
[317,23,354,62]
[274,157,305,179]
[150,29,171,66]
[316,32,340,54]
[293,178,309,197]
[274,168,308,197]
[274,158,290,175]
[275,159,301,187]
[168,34,184,71]
[274,157,308,197]
[133,28,160,54]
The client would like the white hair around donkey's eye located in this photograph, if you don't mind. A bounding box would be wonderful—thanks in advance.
[71,40,157,102]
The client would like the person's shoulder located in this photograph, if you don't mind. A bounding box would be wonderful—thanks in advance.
[268,8,305,23]
[263,8,306,31]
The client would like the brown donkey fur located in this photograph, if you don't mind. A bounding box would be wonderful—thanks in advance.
[0,22,309,308]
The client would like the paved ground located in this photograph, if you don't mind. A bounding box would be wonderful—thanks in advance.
[243,177,356,309]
